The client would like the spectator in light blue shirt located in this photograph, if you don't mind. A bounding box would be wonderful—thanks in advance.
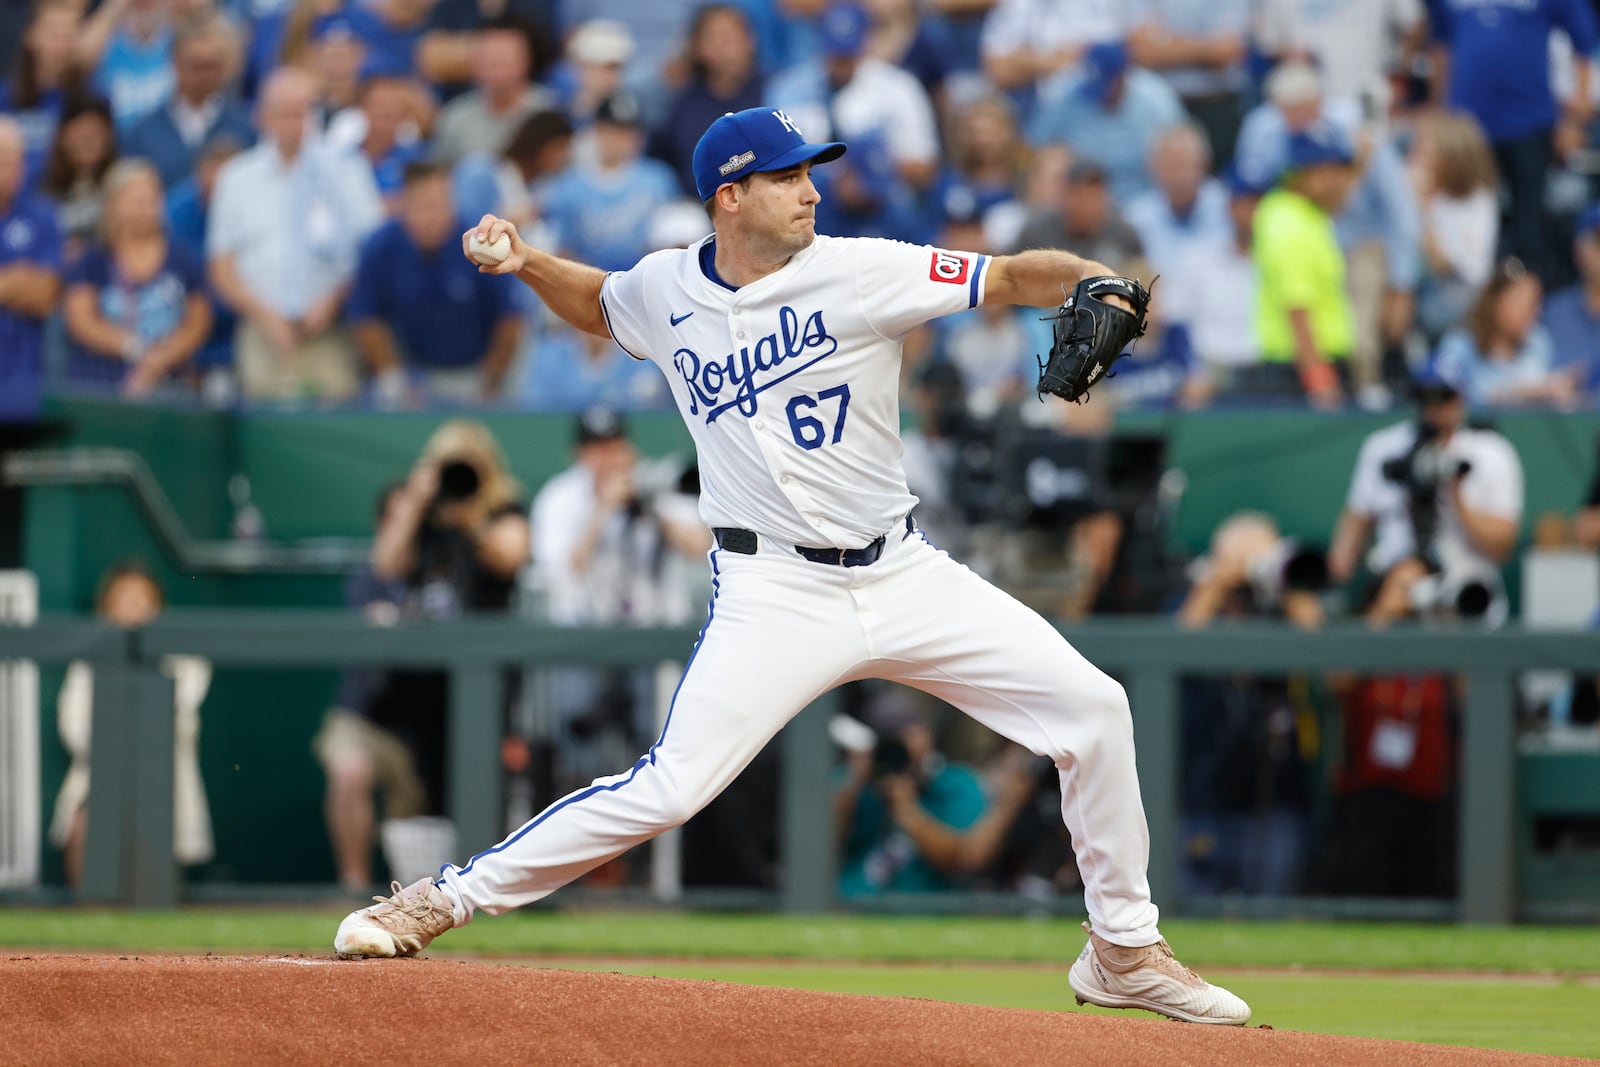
[1025,41,1186,204]
[544,90,679,273]
[84,0,176,132]
[519,325,673,412]
[1541,202,1600,404]
[1434,257,1581,408]
[1124,122,1231,296]
[207,69,384,403]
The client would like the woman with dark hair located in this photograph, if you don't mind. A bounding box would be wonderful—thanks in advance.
[63,158,212,397]
[0,0,87,184]
[1433,256,1579,408]
[41,95,119,261]
[649,3,764,198]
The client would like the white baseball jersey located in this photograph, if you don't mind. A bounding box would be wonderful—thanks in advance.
[1345,420,1524,577]
[599,234,990,549]
[426,225,1166,961]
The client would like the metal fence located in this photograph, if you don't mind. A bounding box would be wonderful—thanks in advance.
[3,614,1598,919]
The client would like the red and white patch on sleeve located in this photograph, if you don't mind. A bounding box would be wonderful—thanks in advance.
[928,250,970,285]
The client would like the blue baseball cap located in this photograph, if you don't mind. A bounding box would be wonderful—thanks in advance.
[1411,357,1466,399]
[820,2,870,57]
[1080,41,1129,104]
[1285,124,1354,171]
[1225,158,1276,198]
[1577,201,1600,237]
[692,107,847,202]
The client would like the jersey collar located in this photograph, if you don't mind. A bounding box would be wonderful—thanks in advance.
[698,238,739,292]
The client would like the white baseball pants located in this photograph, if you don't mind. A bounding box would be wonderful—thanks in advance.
[436,528,1162,947]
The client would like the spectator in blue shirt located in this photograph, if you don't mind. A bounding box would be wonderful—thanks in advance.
[1025,40,1187,204]
[166,136,244,402]
[0,117,65,421]
[1427,0,1599,283]
[340,0,436,83]
[544,90,679,273]
[62,159,212,397]
[121,16,256,192]
[649,3,765,199]
[1542,202,1600,404]
[0,1,85,187]
[349,161,524,407]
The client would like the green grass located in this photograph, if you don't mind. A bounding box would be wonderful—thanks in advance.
[4,909,1600,974]
[539,961,1600,1060]
[5,910,1598,1057]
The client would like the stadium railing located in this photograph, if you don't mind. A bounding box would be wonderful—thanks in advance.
[4,614,1598,921]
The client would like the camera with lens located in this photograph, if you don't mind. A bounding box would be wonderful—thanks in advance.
[434,459,483,504]
[624,455,697,521]
[1379,423,1472,498]
[1407,568,1500,624]
[1379,423,1472,564]
[872,734,912,778]
[1244,538,1329,611]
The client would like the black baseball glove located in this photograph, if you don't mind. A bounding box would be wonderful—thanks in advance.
[1035,275,1154,404]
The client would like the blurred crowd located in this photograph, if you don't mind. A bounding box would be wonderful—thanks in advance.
[2,0,1600,416]
[21,0,1600,902]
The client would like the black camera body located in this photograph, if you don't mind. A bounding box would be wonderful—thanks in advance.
[1380,423,1472,568]
[872,735,912,778]
[1379,423,1471,501]
[435,459,483,503]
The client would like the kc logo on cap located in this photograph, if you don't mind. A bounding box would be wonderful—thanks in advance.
[691,106,849,202]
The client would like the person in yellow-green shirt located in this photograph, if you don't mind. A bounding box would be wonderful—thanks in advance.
[1251,125,1360,408]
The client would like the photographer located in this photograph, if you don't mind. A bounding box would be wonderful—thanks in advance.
[366,420,530,855]
[1175,513,1328,896]
[374,420,531,613]
[529,408,711,629]
[834,688,1035,896]
[1328,362,1524,627]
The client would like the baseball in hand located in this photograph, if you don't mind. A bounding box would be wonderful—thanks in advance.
[468,231,513,266]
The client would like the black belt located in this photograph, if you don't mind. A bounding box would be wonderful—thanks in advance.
[714,516,914,567]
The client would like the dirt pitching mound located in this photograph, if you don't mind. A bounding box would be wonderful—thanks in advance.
[0,954,1574,1066]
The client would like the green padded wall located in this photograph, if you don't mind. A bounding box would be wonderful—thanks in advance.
[22,399,1600,887]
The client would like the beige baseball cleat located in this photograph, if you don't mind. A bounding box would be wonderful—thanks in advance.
[1068,923,1251,1025]
[334,878,455,958]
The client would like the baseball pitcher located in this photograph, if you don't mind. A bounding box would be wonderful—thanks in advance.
[334,106,1247,1026]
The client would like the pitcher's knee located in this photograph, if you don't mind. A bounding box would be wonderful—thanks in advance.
[1090,675,1132,724]
[1044,673,1133,766]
